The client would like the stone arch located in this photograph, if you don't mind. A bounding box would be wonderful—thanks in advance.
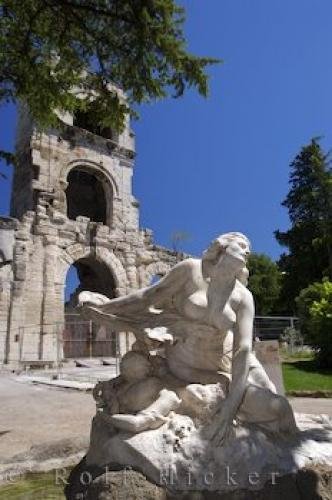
[59,160,119,227]
[56,244,127,297]
[95,247,127,296]
[60,159,119,197]
[61,246,125,359]
[144,261,171,287]
[56,244,90,288]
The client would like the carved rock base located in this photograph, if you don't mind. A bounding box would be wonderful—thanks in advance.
[65,412,332,498]
[66,464,332,500]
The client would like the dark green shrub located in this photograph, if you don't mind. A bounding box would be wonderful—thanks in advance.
[296,279,332,369]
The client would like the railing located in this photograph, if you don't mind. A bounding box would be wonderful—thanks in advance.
[17,319,121,374]
[5,315,300,369]
[63,319,119,359]
[253,316,299,340]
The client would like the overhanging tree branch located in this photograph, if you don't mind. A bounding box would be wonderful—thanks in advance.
[0,0,220,164]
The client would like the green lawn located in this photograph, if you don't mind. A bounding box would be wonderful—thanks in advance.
[280,349,314,362]
[282,359,332,393]
[0,471,66,500]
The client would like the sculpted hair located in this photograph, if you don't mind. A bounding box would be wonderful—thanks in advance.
[201,232,251,284]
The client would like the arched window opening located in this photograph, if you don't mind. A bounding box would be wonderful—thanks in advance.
[73,109,114,140]
[65,256,116,309]
[66,168,108,224]
[64,256,117,358]
[150,274,163,285]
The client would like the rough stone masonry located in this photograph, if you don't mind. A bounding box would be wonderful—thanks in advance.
[0,95,183,367]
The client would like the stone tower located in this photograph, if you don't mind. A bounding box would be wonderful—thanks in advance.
[0,97,182,367]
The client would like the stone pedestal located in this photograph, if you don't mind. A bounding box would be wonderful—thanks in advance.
[66,461,332,500]
[254,340,285,395]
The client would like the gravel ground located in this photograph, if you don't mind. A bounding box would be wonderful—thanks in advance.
[289,397,332,417]
[0,374,95,464]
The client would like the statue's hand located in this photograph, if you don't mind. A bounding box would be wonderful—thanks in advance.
[78,291,111,307]
[204,409,234,446]
[210,417,234,446]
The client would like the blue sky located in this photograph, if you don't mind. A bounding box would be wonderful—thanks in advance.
[1,0,332,261]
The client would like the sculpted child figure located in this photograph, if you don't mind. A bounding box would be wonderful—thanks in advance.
[93,350,181,432]
[80,232,298,444]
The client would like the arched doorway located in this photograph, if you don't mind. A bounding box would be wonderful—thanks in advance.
[64,256,117,358]
[66,167,111,224]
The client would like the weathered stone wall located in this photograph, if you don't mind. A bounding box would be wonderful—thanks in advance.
[0,105,185,366]
[0,262,12,363]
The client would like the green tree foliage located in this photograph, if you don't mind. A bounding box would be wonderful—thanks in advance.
[296,279,332,369]
[0,0,218,133]
[275,139,332,313]
[247,253,281,315]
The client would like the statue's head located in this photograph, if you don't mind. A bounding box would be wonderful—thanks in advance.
[202,232,250,284]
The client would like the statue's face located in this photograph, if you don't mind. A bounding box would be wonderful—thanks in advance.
[212,236,250,277]
[224,237,250,265]
[202,232,250,280]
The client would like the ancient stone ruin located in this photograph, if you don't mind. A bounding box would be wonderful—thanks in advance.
[0,97,182,367]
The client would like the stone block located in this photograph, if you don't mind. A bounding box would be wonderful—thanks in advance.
[254,340,285,395]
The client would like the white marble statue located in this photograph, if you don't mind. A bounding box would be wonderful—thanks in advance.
[80,232,297,439]
[78,232,332,491]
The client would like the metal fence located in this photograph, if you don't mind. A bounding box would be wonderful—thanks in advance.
[253,316,299,341]
[62,319,119,359]
[17,318,120,366]
[18,323,61,363]
[5,315,300,368]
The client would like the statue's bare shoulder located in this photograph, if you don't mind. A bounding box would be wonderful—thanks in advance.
[159,257,202,289]
[169,257,201,275]
[240,283,254,306]
[232,280,254,315]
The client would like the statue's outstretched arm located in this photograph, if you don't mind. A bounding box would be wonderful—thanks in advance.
[79,258,193,315]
